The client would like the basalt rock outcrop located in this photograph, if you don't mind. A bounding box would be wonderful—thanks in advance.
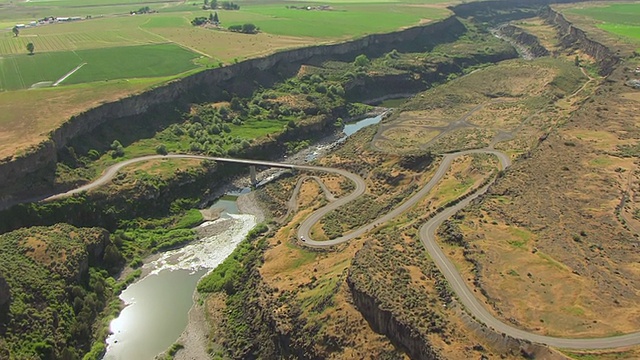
[541,6,620,75]
[348,277,443,360]
[494,24,550,59]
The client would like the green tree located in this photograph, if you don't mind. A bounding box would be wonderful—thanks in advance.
[230,96,243,111]
[191,17,208,26]
[12,26,19,37]
[213,11,219,24]
[26,42,34,55]
[241,23,256,34]
[155,144,168,155]
[110,140,124,158]
[354,54,370,67]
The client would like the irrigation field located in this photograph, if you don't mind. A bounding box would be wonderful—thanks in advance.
[0,43,200,90]
[0,1,451,88]
[564,3,640,42]
[238,4,449,38]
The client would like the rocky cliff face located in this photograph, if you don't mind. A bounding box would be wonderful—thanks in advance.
[449,0,590,20]
[349,265,570,360]
[0,17,466,194]
[348,277,443,360]
[494,24,550,59]
[541,6,619,75]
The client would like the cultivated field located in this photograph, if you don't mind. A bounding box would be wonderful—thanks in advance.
[563,2,640,42]
[0,43,200,90]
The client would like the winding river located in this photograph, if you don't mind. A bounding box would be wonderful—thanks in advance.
[101,114,387,360]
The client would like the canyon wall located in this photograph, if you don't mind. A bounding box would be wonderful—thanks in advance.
[540,6,620,75]
[495,24,550,59]
[0,16,466,192]
[348,278,443,360]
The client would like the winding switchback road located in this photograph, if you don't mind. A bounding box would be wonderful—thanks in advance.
[29,151,640,349]
[296,148,640,349]
[297,149,508,247]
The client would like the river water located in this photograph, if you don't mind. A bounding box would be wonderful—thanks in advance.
[103,207,256,360]
[101,112,391,360]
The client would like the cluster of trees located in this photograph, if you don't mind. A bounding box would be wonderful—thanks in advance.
[203,0,239,10]
[191,11,219,26]
[220,1,240,10]
[228,23,257,34]
[110,140,125,158]
[0,225,124,359]
[130,6,154,14]
[191,16,209,26]
[140,70,350,157]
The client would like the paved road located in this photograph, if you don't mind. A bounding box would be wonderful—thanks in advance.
[297,149,509,248]
[27,152,640,349]
[297,148,640,349]
[44,154,296,201]
[420,180,640,349]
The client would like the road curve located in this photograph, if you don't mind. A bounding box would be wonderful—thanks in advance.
[26,152,640,349]
[40,154,365,203]
[417,158,640,349]
[297,149,509,248]
[280,176,337,223]
[420,182,640,349]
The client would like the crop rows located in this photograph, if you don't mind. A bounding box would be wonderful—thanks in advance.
[0,29,161,55]
[0,43,198,90]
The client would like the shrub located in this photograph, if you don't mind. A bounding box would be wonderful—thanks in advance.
[354,54,370,67]
[155,144,168,155]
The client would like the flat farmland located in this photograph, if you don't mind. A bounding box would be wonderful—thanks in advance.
[0,0,184,26]
[0,43,200,90]
[240,4,450,38]
[0,16,165,55]
[564,3,640,42]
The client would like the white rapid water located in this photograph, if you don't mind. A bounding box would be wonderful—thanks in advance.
[103,212,256,360]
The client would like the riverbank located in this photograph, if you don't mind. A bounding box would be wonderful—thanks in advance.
[167,191,266,360]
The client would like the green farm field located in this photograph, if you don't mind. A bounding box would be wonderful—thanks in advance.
[564,3,640,42]
[239,4,449,38]
[0,43,200,90]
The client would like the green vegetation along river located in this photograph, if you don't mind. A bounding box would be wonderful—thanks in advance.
[103,208,257,360]
[101,114,385,359]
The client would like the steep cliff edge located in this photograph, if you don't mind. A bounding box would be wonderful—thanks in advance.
[0,224,121,359]
[0,16,467,194]
[541,6,619,75]
[493,24,550,59]
[347,274,443,360]
[449,0,619,75]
